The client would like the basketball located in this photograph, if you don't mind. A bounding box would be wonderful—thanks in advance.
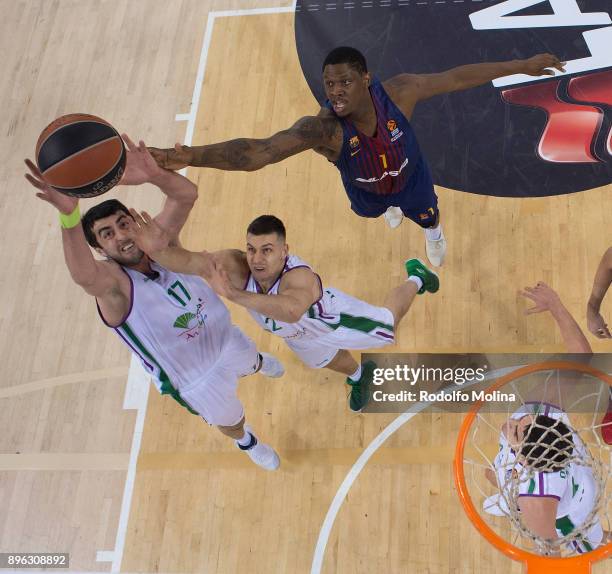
[35,113,126,198]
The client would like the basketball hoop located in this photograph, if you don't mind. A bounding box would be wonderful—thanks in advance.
[454,360,612,573]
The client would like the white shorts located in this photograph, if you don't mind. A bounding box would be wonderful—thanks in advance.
[179,326,259,426]
[285,296,395,369]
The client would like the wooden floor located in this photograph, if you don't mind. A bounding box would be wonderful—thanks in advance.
[1,2,611,573]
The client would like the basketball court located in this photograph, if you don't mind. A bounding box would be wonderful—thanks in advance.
[1,1,611,573]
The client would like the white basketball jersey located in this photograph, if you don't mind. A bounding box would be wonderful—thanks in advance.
[493,403,601,551]
[245,255,346,342]
[98,262,233,400]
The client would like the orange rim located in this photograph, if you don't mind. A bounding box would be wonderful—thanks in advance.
[453,360,612,571]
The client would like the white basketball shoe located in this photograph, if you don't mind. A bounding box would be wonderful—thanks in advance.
[258,352,285,378]
[425,228,447,267]
[236,426,280,471]
[383,206,403,229]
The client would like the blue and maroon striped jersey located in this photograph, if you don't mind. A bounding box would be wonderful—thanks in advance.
[326,77,423,196]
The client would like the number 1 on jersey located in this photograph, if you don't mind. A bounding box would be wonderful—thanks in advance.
[379,153,388,169]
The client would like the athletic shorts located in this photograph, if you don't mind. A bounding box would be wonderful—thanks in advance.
[345,157,439,228]
[178,326,259,426]
[285,290,395,369]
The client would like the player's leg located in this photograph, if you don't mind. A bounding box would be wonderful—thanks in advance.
[384,258,439,327]
[182,327,281,470]
[399,161,446,267]
[253,351,285,378]
[325,348,358,375]
[324,349,378,412]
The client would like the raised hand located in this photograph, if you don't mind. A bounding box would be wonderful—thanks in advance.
[207,260,236,300]
[520,53,566,77]
[148,143,193,171]
[128,209,170,254]
[24,159,78,214]
[120,134,167,186]
[520,282,562,314]
[586,307,611,339]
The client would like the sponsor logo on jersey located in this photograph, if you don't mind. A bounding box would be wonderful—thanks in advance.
[386,118,403,142]
[349,135,361,156]
[355,156,409,183]
[173,299,207,341]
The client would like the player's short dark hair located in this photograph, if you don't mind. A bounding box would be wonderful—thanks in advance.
[520,415,574,472]
[247,215,286,240]
[82,199,131,248]
[322,46,368,74]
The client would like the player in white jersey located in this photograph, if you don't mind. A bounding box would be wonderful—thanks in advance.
[484,282,608,551]
[127,212,439,412]
[488,404,604,553]
[24,136,284,471]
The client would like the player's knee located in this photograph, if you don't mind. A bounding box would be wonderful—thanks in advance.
[416,206,439,228]
[217,416,245,434]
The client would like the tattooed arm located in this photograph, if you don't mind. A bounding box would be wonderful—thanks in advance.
[149,114,341,171]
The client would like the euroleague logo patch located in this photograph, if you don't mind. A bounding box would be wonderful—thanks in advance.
[387,119,403,142]
[295,0,612,197]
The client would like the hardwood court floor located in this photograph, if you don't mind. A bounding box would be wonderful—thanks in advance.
[121,11,612,574]
[1,2,610,573]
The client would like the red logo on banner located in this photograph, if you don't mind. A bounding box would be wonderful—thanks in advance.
[502,69,612,163]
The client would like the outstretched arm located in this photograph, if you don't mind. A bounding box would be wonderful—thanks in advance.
[587,247,612,339]
[25,159,129,327]
[129,210,249,288]
[148,115,340,171]
[130,210,214,275]
[119,135,197,244]
[388,54,565,109]
[208,265,321,324]
[520,282,592,353]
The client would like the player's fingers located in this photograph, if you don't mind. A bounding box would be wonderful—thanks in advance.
[35,192,50,203]
[24,158,44,178]
[122,133,137,152]
[128,208,145,227]
[525,306,540,315]
[25,173,45,190]
[138,140,147,152]
[141,211,153,225]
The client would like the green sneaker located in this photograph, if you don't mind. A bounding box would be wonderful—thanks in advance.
[405,258,439,294]
[346,360,376,412]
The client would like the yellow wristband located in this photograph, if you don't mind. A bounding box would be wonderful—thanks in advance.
[59,205,81,229]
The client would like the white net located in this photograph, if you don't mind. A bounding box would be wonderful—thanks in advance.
[462,367,612,557]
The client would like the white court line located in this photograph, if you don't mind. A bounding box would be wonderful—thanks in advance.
[97,4,298,573]
[182,2,297,146]
[309,365,523,574]
[95,356,150,572]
